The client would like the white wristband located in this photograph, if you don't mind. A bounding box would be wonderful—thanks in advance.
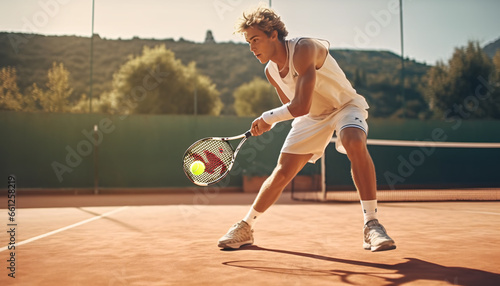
[261,104,294,125]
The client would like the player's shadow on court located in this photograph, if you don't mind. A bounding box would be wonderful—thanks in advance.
[222,245,500,286]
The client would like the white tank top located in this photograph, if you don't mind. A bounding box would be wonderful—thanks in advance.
[265,38,369,119]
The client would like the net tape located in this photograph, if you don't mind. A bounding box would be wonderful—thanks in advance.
[341,138,500,148]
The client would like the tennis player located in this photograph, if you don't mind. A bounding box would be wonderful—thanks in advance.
[218,6,396,252]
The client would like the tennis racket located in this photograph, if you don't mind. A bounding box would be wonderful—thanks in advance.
[183,130,252,186]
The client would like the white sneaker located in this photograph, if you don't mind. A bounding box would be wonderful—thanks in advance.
[218,220,254,249]
[363,219,396,252]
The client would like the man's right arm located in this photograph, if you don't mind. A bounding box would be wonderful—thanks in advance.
[250,68,292,136]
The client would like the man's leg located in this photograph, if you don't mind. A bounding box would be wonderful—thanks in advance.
[252,153,313,213]
[340,127,376,201]
[340,127,396,251]
[218,153,312,249]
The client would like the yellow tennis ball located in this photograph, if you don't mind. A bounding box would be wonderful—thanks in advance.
[190,161,205,175]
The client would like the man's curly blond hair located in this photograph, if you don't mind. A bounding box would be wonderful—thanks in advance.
[235,6,288,41]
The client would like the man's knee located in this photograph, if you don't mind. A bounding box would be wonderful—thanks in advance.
[270,165,295,184]
[275,153,311,178]
[341,128,368,154]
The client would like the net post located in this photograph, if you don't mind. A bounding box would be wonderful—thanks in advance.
[321,154,326,201]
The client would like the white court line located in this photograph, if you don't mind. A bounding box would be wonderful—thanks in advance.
[0,206,129,253]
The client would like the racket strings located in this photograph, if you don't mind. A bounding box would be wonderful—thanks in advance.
[183,139,234,184]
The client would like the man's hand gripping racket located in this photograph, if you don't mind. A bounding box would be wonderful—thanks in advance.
[183,130,252,186]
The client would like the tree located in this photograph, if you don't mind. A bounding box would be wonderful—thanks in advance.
[424,41,499,119]
[32,62,74,112]
[102,45,222,115]
[0,66,38,112]
[0,67,23,111]
[493,50,500,86]
[233,77,280,116]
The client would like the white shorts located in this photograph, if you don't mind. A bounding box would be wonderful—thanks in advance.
[281,104,369,163]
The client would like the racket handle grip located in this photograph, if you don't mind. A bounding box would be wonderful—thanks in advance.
[244,130,252,138]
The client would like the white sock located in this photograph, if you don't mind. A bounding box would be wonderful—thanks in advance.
[360,200,378,224]
[243,207,262,228]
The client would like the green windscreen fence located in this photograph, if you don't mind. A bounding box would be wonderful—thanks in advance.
[1,112,499,191]
[0,112,290,189]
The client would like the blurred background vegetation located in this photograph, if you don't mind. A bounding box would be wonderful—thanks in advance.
[1,32,499,119]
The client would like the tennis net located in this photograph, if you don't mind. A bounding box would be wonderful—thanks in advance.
[291,137,500,202]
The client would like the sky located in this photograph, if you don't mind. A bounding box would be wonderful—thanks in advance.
[1,0,499,65]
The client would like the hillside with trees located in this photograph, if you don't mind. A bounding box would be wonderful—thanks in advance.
[484,37,500,58]
[1,33,264,115]
[1,32,499,119]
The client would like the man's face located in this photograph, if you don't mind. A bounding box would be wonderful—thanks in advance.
[244,26,274,64]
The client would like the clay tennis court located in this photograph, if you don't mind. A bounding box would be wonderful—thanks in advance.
[1,191,499,285]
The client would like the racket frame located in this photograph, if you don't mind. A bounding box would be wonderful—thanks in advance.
[183,130,252,186]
